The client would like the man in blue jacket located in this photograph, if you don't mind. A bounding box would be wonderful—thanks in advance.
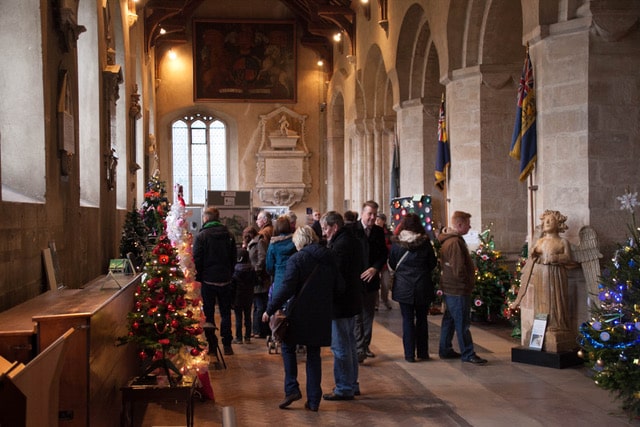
[194,207,237,355]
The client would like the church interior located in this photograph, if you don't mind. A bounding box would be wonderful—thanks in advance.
[0,0,639,425]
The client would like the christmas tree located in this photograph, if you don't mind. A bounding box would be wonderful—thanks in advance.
[503,243,528,338]
[119,201,149,269]
[165,184,211,386]
[470,226,511,322]
[141,170,170,239]
[118,235,206,385]
[579,190,640,418]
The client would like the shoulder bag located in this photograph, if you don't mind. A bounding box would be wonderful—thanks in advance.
[269,265,319,342]
[387,250,409,290]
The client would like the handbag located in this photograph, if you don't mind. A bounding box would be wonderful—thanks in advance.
[387,250,409,290]
[269,309,289,342]
[268,265,319,342]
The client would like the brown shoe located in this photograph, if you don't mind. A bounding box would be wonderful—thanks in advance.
[279,390,302,409]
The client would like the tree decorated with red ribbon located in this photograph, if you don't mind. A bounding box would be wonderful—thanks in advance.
[119,235,206,383]
[140,170,169,239]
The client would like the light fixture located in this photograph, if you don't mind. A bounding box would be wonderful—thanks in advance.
[360,0,369,3]
[168,49,177,60]
[159,27,167,35]
[317,59,324,67]
[333,32,342,42]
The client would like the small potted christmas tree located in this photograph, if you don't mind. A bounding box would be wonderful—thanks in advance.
[470,226,511,323]
[119,201,149,270]
[141,170,169,242]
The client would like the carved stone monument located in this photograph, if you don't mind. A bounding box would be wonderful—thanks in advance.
[255,106,311,207]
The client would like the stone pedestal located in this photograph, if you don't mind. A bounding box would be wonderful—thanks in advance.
[511,346,583,369]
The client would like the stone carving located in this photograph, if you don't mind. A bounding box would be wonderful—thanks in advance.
[512,210,575,353]
[256,106,311,208]
[571,226,603,307]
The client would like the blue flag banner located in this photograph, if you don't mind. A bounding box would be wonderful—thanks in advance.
[390,134,400,200]
[510,50,537,182]
[435,95,450,191]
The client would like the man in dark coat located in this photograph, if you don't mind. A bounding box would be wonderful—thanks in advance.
[264,226,344,412]
[346,200,388,363]
[194,207,237,355]
[321,211,363,400]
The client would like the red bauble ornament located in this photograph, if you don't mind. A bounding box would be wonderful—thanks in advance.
[186,310,194,318]
[190,348,200,356]
[159,254,170,264]
[169,283,178,293]
[171,319,180,328]
[167,304,176,312]
[132,321,140,330]
[138,351,148,360]
[158,338,170,346]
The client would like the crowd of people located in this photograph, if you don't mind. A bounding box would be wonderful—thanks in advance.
[193,203,488,412]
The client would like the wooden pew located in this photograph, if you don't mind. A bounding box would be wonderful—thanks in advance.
[1,327,75,427]
[0,273,141,427]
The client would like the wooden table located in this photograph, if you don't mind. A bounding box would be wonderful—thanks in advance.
[121,375,196,427]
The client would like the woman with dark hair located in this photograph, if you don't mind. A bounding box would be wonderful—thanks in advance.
[388,213,437,362]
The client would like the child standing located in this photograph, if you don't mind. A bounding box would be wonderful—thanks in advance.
[232,249,258,344]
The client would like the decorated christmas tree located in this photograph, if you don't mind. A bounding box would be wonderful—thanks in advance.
[470,226,511,322]
[119,201,149,269]
[579,190,640,418]
[141,170,170,239]
[503,243,528,338]
[165,184,212,397]
[118,235,206,385]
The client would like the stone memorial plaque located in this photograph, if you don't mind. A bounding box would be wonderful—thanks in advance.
[265,158,303,183]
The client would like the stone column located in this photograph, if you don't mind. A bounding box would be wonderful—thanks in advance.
[396,99,428,196]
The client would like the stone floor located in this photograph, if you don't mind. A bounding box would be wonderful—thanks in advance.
[136,303,638,426]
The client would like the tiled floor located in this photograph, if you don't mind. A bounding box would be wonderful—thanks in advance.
[137,304,638,426]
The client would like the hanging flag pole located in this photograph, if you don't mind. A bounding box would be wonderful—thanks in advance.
[510,45,538,240]
[435,93,450,191]
[435,93,451,228]
[390,128,400,201]
[510,45,537,182]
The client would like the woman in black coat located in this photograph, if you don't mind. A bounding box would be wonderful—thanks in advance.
[263,226,344,412]
[388,213,437,362]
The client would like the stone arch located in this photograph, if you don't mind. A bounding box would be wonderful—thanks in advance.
[395,3,425,104]
[361,44,388,118]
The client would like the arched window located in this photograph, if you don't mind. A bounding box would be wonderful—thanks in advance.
[172,114,227,205]
[0,0,46,203]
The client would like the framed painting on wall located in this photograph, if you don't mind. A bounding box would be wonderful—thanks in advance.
[193,19,296,102]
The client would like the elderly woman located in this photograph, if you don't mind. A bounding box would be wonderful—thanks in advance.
[388,213,437,362]
[263,226,344,412]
